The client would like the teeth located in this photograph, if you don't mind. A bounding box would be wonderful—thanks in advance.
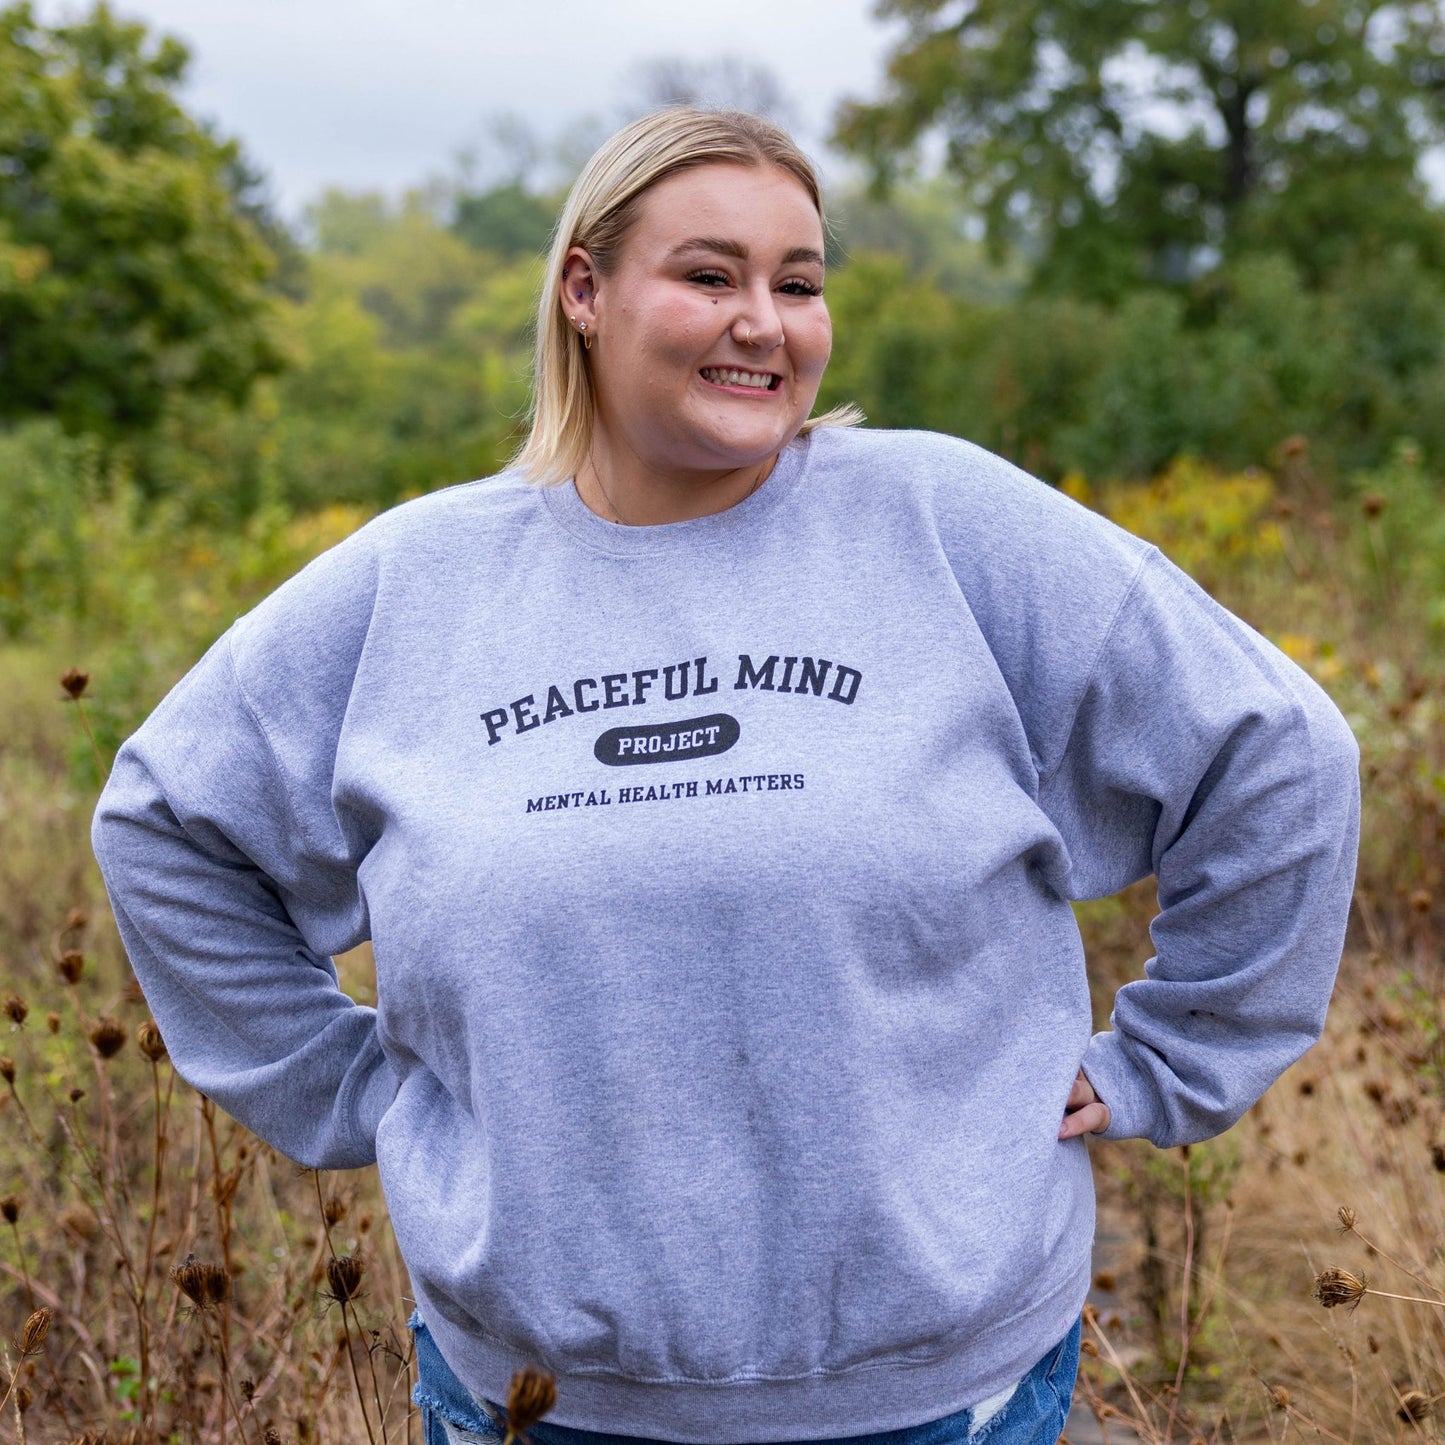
[703,368,774,389]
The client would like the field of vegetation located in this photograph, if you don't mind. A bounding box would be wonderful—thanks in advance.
[3,445,1441,1445]
[4,2,1445,1442]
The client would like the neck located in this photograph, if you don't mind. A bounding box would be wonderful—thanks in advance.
[577,436,779,527]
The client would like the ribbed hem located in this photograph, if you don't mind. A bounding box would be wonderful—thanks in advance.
[415,1254,1091,1445]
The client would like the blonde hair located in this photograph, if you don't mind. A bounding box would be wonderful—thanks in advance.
[514,107,862,485]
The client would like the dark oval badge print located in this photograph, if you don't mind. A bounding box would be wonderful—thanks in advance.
[594,713,740,767]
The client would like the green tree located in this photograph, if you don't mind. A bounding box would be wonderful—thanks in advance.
[267,195,536,510]
[0,2,283,437]
[452,182,556,260]
[835,0,1445,296]
[828,177,1026,300]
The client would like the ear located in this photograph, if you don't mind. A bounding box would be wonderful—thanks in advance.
[558,246,600,338]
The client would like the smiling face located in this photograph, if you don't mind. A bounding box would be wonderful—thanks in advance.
[561,162,832,486]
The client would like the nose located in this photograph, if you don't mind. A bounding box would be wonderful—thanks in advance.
[731,286,784,351]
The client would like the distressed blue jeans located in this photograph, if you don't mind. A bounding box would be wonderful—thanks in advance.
[409,1312,1080,1445]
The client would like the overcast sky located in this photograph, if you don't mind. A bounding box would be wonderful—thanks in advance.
[35,0,900,219]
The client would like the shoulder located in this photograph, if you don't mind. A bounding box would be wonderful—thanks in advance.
[244,470,533,605]
[230,469,536,673]
[802,425,1150,585]
[345,468,539,560]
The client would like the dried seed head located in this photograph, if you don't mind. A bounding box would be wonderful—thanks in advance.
[57,950,84,985]
[46,1013,60,1035]
[14,1383,32,1412]
[324,1254,365,1304]
[1080,1338,1099,1357]
[88,1017,126,1060]
[1398,1390,1433,1424]
[1361,492,1387,518]
[136,1020,167,1062]
[59,668,89,700]
[171,1259,231,1309]
[1268,1385,1291,1410]
[62,907,86,933]
[321,1195,348,1227]
[0,1057,15,1085]
[1411,890,1433,914]
[67,1086,85,1104]
[0,1196,18,1224]
[59,1201,99,1243]
[1337,1206,1358,1232]
[264,1429,282,1445]
[506,1364,557,1433]
[2,995,28,1026]
[18,1307,52,1356]
[240,1377,256,1402]
[1314,1267,1367,1311]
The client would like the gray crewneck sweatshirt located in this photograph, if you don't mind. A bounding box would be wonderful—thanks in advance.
[91,427,1360,1443]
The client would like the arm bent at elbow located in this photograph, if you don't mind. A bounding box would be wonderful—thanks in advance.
[90,629,398,1170]
[1044,551,1361,1148]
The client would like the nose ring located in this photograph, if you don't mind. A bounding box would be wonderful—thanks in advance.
[744,325,754,346]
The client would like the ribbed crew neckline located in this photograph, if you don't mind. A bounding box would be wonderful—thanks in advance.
[540,431,814,557]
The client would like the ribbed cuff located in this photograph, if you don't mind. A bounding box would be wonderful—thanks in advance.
[1080,1031,1157,1143]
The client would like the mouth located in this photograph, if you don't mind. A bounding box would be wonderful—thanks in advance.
[699,367,782,392]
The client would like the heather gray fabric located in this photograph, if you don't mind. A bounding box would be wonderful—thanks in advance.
[91,427,1360,1443]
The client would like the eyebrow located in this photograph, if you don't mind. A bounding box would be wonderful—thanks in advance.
[668,237,825,267]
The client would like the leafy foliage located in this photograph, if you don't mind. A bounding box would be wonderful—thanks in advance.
[834,0,1445,297]
[0,4,1442,656]
[0,4,285,438]
[451,180,557,259]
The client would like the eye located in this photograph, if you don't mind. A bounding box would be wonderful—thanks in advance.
[686,269,731,288]
[779,279,824,297]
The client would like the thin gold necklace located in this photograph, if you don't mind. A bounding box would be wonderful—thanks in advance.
[588,448,773,526]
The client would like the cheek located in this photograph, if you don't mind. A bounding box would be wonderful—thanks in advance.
[794,311,832,379]
[646,296,719,361]
[598,301,707,409]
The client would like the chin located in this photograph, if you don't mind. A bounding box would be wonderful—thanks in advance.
[688,417,803,464]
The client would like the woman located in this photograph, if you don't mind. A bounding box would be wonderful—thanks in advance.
[92,109,1360,1445]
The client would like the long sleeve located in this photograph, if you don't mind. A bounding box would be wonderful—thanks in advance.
[1043,548,1361,1147]
[90,540,398,1170]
